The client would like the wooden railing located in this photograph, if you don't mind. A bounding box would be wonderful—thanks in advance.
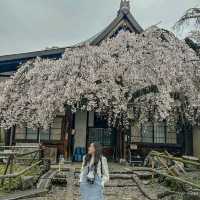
[0,145,44,190]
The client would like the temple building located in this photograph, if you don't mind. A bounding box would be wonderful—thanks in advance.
[0,1,195,162]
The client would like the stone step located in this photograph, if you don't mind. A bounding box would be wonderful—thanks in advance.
[37,170,57,190]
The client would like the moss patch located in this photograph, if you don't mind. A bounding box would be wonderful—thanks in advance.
[0,163,42,193]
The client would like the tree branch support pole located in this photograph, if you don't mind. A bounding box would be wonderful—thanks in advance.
[131,167,200,190]
[151,168,200,190]
[150,151,200,167]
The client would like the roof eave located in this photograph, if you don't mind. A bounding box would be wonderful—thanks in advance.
[0,48,66,63]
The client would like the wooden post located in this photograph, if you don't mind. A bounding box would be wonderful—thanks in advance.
[123,133,127,160]
[9,127,14,146]
[116,128,120,160]
[119,129,123,159]
[1,155,11,186]
[9,155,14,191]
[64,105,73,160]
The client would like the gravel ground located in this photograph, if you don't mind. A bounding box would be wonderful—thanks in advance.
[30,164,159,200]
[33,177,147,200]
[26,163,200,200]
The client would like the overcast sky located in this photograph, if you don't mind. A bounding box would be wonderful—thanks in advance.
[0,0,199,56]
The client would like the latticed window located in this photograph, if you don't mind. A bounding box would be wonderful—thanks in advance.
[88,128,115,147]
[15,117,63,142]
[27,128,38,140]
[141,122,153,143]
[132,121,177,144]
[87,112,115,147]
[51,117,62,140]
[141,122,166,143]
[39,128,50,141]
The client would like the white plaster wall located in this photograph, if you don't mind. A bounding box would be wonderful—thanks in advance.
[88,111,94,127]
[193,126,200,159]
[74,111,87,148]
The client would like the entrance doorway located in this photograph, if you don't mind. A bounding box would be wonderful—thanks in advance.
[87,112,116,159]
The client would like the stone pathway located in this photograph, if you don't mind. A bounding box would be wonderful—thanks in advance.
[26,163,179,200]
[31,163,152,200]
[3,163,200,200]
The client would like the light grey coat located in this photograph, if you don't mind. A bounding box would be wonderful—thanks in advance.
[79,156,109,187]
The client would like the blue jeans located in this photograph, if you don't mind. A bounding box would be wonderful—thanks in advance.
[80,176,104,200]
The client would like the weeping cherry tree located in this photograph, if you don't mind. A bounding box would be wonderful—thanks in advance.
[0,27,199,130]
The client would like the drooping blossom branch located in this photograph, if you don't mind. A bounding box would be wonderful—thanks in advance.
[174,7,200,43]
[0,26,199,129]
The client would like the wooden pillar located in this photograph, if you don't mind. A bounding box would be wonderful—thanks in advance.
[123,132,126,159]
[183,123,193,155]
[177,117,193,155]
[119,128,124,159]
[5,129,11,146]
[9,127,15,146]
[116,128,120,160]
[63,106,73,160]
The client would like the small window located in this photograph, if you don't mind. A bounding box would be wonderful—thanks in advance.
[167,121,177,144]
[39,128,50,141]
[141,122,153,143]
[51,117,62,140]
[88,128,114,147]
[27,128,38,140]
[15,127,26,140]
[15,116,63,142]
[141,122,165,144]
[138,121,177,144]
[154,122,165,143]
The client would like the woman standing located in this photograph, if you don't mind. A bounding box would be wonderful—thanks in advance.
[80,143,109,200]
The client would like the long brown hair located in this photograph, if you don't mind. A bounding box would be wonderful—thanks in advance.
[84,143,103,173]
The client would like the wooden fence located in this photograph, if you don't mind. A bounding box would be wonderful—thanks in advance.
[0,145,43,190]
